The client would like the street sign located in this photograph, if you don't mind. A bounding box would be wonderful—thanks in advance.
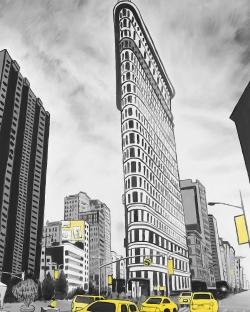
[167,259,174,275]
[144,257,151,266]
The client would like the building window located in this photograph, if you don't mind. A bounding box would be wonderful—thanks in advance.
[131,161,136,172]
[132,192,138,202]
[131,176,137,187]
[129,133,135,144]
[130,148,135,157]
[129,120,134,128]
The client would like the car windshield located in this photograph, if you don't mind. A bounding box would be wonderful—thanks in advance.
[193,294,211,300]
[87,302,116,312]
[181,292,191,296]
[146,298,162,304]
[75,296,95,304]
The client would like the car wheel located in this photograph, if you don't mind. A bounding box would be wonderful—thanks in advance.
[164,309,170,312]
[173,309,177,312]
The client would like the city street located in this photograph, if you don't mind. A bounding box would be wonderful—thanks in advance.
[179,291,250,312]
[3,292,250,312]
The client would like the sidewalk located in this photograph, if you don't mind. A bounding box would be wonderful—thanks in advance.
[2,300,71,312]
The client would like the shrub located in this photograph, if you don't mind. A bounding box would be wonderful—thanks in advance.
[42,273,55,300]
[55,271,68,299]
[12,279,38,307]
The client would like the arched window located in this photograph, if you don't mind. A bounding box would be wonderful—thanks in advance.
[126,72,131,80]
[125,51,129,60]
[127,84,131,92]
[125,62,130,70]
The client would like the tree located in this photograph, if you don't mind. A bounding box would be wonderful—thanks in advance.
[55,271,68,299]
[12,278,38,311]
[42,272,55,300]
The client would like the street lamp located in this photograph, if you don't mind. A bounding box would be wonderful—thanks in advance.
[208,192,250,247]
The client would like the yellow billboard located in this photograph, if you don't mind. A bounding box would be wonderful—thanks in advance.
[234,214,249,245]
[61,220,85,242]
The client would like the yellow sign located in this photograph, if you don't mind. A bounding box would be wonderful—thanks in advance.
[167,259,174,275]
[144,257,151,266]
[108,275,113,285]
[54,270,59,280]
[61,220,85,242]
[234,214,249,245]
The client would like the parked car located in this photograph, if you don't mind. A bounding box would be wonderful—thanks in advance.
[140,296,178,312]
[190,292,218,312]
[178,291,192,306]
[71,295,105,312]
[75,299,139,312]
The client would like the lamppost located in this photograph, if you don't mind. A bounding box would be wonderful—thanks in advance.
[208,192,250,248]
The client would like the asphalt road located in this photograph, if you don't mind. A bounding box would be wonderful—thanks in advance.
[3,291,250,312]
[179,290,250,312]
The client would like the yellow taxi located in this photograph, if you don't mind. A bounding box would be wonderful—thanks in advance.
[178,291,192,306]
[140,296,178,312]
[71,295,105,312]
[190,292,218,312]
[75,299,139,312]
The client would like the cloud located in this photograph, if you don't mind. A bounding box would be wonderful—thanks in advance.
[1,0,250,272]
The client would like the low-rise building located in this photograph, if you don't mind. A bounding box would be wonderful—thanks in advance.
[40,220,89,292]
[40,242,88,292]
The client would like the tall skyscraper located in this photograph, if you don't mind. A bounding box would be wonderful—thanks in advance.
[0,49,50,281]
[208,214,224,282]
[64,192,112,293]
[180,179,215,287]
[114,1,190,294]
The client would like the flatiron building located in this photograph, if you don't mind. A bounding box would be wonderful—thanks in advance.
[114,1,190,294]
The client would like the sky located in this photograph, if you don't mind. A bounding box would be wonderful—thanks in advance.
[0,0,250,281]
